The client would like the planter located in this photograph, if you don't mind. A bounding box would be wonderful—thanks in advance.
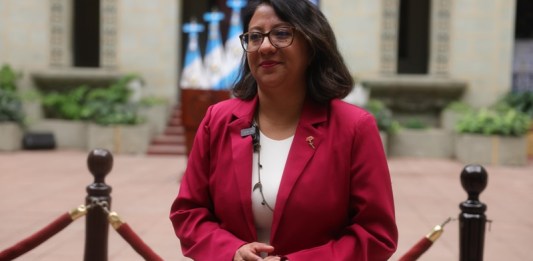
[0,123,22,151]
[139,103,170,138]
[389,128,454,158]
[88,123,150,154]
[440,109,463,131]
[455,134,527,166]
[379,131,388,156]
[28,119,87,149]
[529,123,533,158]
[22,100,43,126]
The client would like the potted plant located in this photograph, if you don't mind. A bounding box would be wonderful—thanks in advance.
[497,91,533,158]
[85,75,151,154]
[499,91,533,117]
[31,85,91,149]
[441,101,473,131]
[86,104,150,155]
[0,64,25,151]
[33,74,155,154]
[364,99,399,154]
[455,106,531,166]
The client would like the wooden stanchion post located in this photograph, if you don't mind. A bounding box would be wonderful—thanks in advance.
[84,149,113,261]
[459,164,488,261]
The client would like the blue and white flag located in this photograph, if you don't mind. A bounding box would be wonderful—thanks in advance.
[203,11,226,90]
[180,20,208,89]
[222,0,247,88]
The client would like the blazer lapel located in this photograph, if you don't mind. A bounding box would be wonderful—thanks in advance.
[271,99,327,239]
[229,98,258,241]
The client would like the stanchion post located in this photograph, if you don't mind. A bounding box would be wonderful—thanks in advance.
[459,164,488,261]
[84,149,113,261]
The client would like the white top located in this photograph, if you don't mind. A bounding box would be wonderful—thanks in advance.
[251,131,294,244]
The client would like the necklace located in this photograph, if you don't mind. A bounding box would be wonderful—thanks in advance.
[252,124,274,212]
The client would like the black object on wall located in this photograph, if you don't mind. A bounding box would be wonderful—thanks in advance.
[22,132,56,150]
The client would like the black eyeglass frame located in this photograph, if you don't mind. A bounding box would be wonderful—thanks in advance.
[239,26,297,53]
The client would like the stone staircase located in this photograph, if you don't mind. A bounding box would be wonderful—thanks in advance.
[146,106,187,156]
[147,90,230,156]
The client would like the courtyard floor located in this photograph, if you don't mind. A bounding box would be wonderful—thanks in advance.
[0,150,532,260]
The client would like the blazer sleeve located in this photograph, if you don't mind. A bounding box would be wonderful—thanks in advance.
[169,106,246,261]
[284,114,398,261]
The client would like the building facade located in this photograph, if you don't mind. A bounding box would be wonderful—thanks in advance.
[0,0,530,118]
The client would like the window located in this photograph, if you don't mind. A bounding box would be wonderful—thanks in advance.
[73,0,100,67]
[397,0,430,74]
[513,0,533,92]
[515,0,533,39]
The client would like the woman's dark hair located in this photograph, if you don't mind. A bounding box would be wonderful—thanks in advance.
[232,0,354,104]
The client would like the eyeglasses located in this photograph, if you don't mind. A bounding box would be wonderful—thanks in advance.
[239,26,296,53]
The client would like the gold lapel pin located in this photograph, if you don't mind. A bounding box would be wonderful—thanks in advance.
[306,136,315,149]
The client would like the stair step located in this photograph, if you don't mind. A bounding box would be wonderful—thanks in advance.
[146,105,187,156]
[168,118,182,126]
[172,109,182,117]
[152,135,185,145]
[165,126,185,135]
[146,144,187,155]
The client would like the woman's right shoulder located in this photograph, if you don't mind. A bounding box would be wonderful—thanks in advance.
[208,98,243,116]
[203,97,252,124]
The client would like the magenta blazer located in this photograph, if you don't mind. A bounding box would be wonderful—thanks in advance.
[170,97,398,261]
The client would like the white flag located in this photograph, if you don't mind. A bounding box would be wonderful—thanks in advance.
[180,20,208,89]
[222,0,247,88]
[203,11,226,90]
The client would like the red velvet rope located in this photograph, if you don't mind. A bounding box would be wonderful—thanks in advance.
[115,223,163,261]
[398,237,433,261]
[0,212,73,260]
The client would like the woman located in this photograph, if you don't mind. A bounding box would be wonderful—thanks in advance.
[170,1,398,260]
